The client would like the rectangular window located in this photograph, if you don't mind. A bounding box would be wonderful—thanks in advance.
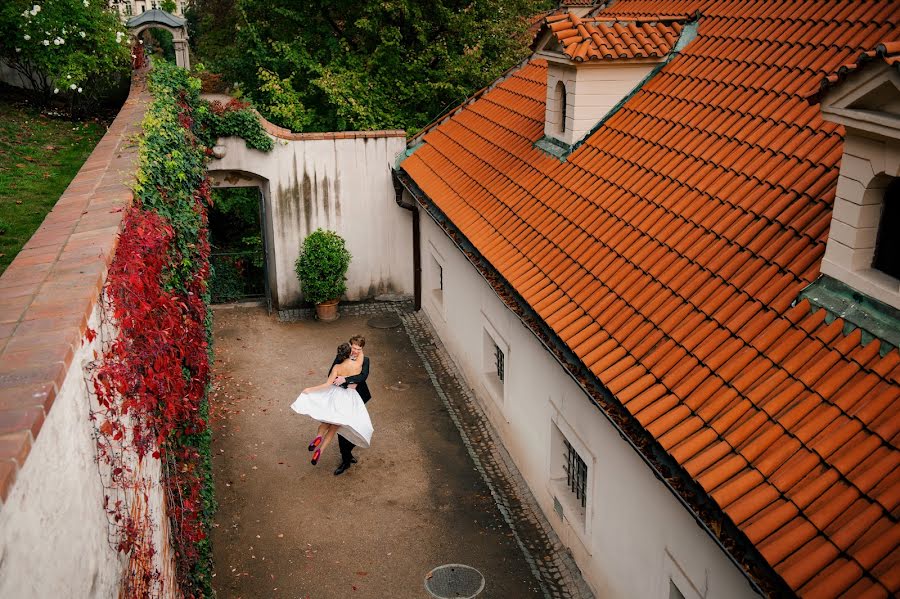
[481,322,508,409]
[428,250,445,314]
[550,418,591,537]
[669,580,686,599]
[564,438,587,508]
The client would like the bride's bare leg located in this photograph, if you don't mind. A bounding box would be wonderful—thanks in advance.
[318,424,340,454]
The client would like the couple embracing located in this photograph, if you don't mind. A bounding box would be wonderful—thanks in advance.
[290,334,373,476]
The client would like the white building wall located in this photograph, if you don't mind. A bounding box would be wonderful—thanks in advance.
[208,133,412,308]
[0,304,176,598]
[418,210,760,599]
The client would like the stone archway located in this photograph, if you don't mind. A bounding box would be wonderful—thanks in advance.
[126,9,190,70]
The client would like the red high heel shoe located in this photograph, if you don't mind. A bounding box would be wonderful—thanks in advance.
[311,448,321,465]
[308,435,322,451]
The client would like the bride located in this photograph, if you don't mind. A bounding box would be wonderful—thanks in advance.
[291,342,374,466]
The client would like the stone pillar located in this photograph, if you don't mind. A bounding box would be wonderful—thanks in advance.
[174,37,190,70]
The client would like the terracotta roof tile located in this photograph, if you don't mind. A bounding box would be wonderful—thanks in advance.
[544,12,685,62]
[402,1,900,595]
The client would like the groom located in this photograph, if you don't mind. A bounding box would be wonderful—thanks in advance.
[330,334,370,476]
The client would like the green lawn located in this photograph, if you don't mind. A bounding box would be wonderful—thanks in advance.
[0,100,106,275]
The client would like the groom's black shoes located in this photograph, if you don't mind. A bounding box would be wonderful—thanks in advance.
[350,456,358,464]
[334,462,352,476]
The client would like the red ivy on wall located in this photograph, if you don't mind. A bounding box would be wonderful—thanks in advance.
[88,63,217,598]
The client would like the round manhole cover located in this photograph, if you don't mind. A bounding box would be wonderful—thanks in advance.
[366,314,402,329]
[424,564,485,599]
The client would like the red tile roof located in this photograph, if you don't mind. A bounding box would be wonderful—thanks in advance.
[811,40,900,97]
[400,1,900,596]
[545,12,684,61]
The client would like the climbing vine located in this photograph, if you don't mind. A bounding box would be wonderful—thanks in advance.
[87,59,271,598]
[195,97,274,152]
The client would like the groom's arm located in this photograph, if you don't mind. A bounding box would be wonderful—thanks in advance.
[343,357,369,385]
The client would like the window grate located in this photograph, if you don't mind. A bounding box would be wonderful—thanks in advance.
[563,439,587,509]
[494,344,504,383]
[438,264,443,291]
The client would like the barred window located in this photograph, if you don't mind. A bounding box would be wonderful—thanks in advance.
[564,439,587,508]
[494,343,505,383]
[438,263,443,291]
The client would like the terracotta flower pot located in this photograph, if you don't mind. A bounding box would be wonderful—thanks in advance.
[315,299,340,322]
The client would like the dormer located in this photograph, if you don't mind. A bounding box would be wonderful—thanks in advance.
[815,42,900,311]
[532,13,695,155]
[799,42,900,353]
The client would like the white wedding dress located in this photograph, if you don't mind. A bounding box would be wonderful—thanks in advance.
[290,385,373,448]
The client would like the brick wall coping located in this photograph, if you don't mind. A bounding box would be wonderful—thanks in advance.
[260,120,407,141]
[201,92,406,142]
[0,71,151,504]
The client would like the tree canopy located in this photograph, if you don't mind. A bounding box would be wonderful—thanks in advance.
[189,0,552,133]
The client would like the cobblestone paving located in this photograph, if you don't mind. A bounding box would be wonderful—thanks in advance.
[281,301,594,599]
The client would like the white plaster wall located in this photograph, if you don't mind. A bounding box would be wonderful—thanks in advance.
[0,304,176,598]
[569,63,655,142]
[208,134,413,308]
[418,211,761,599]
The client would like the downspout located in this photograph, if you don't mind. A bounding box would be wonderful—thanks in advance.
[392,168,421,310]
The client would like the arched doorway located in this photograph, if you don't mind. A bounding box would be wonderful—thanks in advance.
[126,9,190,69]
[206,170,276,311]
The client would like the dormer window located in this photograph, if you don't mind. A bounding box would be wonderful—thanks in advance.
[815,42,900,312]
[532,13,695,156]
[798,42,900,354]
[873,178,899,279]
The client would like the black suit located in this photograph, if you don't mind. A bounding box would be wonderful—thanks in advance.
[330,355,371,465]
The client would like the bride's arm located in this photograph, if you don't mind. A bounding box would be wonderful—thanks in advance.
[303,367,340,394]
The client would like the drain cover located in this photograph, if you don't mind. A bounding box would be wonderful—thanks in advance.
[366,314,402,329]
[424,564,485,599]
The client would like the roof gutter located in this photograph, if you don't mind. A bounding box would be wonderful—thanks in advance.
[395,167,794,598]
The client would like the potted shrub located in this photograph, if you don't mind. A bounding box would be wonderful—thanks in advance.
[295,228,351,321]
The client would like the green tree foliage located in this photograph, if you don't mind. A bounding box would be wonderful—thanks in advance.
[0,0,130,109]
[189,0,552,133]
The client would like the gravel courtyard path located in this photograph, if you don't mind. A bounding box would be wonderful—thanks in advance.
[209,305,547,599]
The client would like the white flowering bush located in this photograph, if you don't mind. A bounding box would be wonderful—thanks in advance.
[0,0,130,110]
